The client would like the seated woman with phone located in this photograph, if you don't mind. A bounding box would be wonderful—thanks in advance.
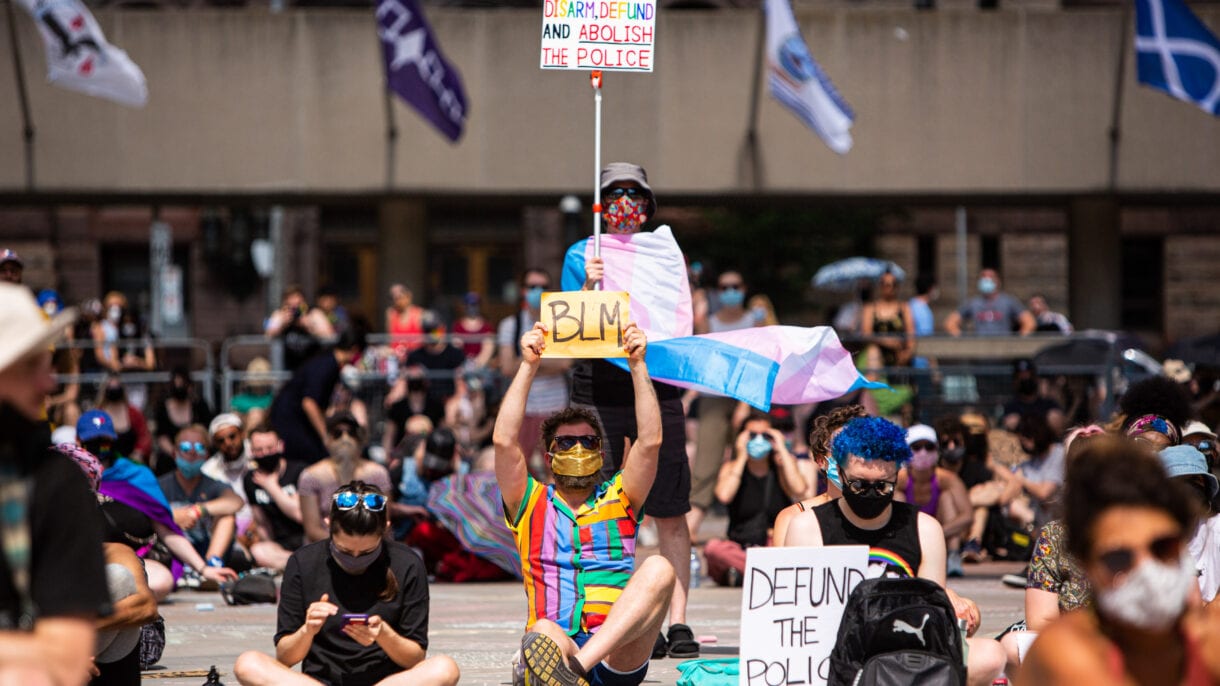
[233,481,460,686]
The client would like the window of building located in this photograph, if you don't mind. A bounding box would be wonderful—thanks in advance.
[916,234,937,281]
[981,234,1001,272]
[1120,236,1163,331]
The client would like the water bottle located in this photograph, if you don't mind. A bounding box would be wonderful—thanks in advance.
[689,549,702,589]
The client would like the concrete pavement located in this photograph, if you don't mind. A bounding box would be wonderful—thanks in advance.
[144,555,1025,685]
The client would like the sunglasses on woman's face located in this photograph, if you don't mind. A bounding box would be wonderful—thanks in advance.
[1096,534,1182,577]
[844,479,897,497]
[550,435,601,452]
[603,187,642,200]
[333,491,387,512]
[178,441,207,455]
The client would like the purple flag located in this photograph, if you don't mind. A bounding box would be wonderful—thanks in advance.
[376,0,468,142]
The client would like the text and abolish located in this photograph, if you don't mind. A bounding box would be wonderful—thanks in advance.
[540,0,656,71]
[739,546,869,686]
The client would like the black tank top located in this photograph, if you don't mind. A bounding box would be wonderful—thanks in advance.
[813,499,923,579]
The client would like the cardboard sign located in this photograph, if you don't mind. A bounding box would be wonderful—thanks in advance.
[540,290,630,359]
[540,0,656,72]
[740,546,870,686]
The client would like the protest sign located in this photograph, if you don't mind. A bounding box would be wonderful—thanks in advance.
[540,0,657,71]
[740,546,869,686]
[540,291,630,359]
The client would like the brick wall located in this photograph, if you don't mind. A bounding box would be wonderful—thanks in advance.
[1164,234,1220,341]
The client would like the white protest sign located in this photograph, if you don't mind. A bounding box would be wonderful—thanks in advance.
[740,545,869,686]
[540,0,656,72]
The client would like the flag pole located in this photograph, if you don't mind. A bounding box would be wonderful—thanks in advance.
[4,0,35,190]
[1106,2,1131,192]
[743,5,766,189]
[591,69,603,264]
[383,85,398,189]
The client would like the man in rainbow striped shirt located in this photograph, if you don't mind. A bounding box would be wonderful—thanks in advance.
[493,321,674,686]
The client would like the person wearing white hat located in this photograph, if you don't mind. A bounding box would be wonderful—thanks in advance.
[203,412,254,532]
[896,424,973,578]
[0,283,111,685]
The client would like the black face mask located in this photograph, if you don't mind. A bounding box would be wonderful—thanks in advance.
[169,385,189,400]
[254,453,282,473]
[842,488,894,520]
[1016,378,1038,395]
[940,445,966,463]
[104,387,124,402]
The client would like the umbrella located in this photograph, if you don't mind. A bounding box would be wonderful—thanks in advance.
[1167,332,1220,367]
[812,258,905,292]
[426,472,522,578]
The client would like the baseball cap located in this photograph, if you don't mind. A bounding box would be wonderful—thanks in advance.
[77,409,117,442]
[0,250,23,268]
[1183,420,1217,440]
[600,162,657,218]
[1158,445,1219,499]
[905,424,938,447]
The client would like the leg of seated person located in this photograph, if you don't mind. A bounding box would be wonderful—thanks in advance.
[251,541,293,572]
[999,631,1023,683]
[145,559,174,601]
[574,555,675,674]
[375,655,461,686]
[965,637,1006,686]
[0,666,56,686]
[234,650,320,686]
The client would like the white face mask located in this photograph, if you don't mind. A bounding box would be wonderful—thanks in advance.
[1095,554,1196,631]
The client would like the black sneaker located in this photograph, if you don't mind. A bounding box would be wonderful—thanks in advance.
[666,623,700,659]
[521,632,589,686]
[651,632,668,659]
[1001,565,1029,589]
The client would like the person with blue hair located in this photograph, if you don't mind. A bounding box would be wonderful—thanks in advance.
[784,416,1006,686]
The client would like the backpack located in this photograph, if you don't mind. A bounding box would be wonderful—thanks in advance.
[220,572,278,606]
[827,577,966,686]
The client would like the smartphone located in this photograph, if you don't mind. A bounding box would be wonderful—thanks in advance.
[340,614,369,627]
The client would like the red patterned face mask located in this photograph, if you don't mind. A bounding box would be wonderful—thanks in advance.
[604,196,646,234]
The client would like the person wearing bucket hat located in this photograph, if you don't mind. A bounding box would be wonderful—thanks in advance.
[1158,445,1220,603]
[0,282,112,685]
[561,162,702,660]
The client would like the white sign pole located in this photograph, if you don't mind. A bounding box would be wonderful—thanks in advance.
[739,545,870,686]
[591,69,603,263]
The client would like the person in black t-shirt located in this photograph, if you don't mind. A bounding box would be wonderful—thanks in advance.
[233,481,459,686]
[403,315,465,427]
[270,330,364,466]
[244,426,305,572]
[703,412,806,586]
[784,416,1006,686]
[0,283,111,685]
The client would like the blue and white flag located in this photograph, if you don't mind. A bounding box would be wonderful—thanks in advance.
[764,0,854,154]
[1135,0,1220,116]
[376,0,469,141]
[15,0,147,107]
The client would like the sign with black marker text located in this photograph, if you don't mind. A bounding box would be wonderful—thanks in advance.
[739,546,869,686]
[540,290,630,358]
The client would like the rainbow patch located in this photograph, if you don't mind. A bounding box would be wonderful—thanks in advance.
[869,547,915,578]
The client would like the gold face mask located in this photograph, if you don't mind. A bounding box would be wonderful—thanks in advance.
[549,445,604,477]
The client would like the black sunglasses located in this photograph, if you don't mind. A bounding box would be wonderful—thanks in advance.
[1096,534,1182,577]
[329,426,359,440]
[550,435,601,452]
[845,479,897,497]
[910,441,937,452]
[603,188,642,200]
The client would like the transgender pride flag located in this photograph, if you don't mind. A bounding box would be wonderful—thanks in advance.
[561,228,881,410]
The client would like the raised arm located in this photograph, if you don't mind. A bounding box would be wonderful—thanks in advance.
[493,322,546,516]
[619,323,660,508]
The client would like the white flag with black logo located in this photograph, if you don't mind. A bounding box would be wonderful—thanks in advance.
[764,0,853,154]
[15,0,148,107]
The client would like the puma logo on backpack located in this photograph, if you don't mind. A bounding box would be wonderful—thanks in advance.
[891,614,930,647]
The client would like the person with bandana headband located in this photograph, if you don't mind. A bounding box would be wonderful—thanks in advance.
[156,425,249,576]
[702,411,806,587]
[494,320,674,686]
[770,404,867,547]
[203,413,254,532]
[784,416,1007,686]
[233,481,461,686]
[1023,437,1220,685]
[944,268,1035,337]
[243,425,304,572]
[562,162,701,661]
[496,268,570,482]
[895,424,973,578]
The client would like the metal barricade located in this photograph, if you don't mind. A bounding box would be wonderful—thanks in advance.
[51,336,217,410]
